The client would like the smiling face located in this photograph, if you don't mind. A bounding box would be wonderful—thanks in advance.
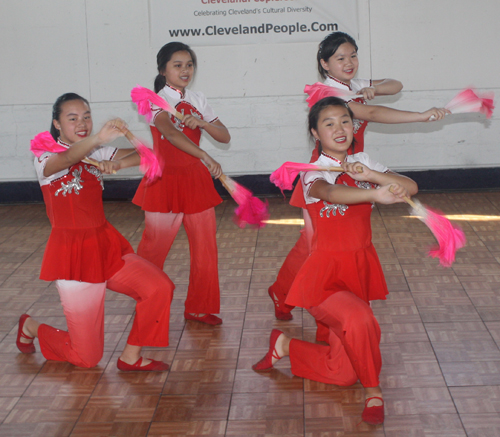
[320,42,359,85]
[311,105,354,161]
[52,99,92,145]
[162,50,194,93]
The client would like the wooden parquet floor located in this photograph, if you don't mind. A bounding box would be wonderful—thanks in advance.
[1,192,500,436]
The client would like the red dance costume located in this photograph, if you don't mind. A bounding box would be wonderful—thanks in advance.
[34,143,174,368]
[133,84,222,314]
[285,152,388,387]
[269,76,372,319]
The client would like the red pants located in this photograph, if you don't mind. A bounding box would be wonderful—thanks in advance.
[289,291,382,388]
[38,253,174,368]
[137,208,220,314]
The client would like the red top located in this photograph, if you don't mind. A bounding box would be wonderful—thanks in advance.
[40,162,133,283]
[286,172,388,308]
[133,100,222,214]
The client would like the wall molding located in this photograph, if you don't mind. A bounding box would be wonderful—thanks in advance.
[2,167,500,204]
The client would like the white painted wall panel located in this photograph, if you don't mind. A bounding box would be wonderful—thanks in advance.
[0,0,498,183]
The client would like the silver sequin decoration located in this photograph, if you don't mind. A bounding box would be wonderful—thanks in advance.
[355,181,373,190]
[319,201,348,218]
[84,164,104,190]
[55,166,83,196]
[353,118,363,134]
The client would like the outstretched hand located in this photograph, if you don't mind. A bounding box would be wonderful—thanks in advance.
[422,107,450,122]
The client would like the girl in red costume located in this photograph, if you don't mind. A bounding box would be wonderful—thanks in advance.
[16,93,174,371]
[133,42,230,325]
[268,31,449,325]
[253,96,419,425]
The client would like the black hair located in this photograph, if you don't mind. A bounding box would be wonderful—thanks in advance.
[154,42,197,93]
[50,93,90,140]
[308,96,356,155]
[317,32,358,79]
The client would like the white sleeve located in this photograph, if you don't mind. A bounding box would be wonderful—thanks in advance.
[301,170,341,204]
[195,91,218,123]
[354,152,389,173]
[34,153,70,186]
[350,78,372,92]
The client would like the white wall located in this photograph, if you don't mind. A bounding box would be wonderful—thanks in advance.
[1,0,499,182]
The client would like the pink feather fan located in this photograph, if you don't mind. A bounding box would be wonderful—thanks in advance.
[123,131,163,183]
[270,161,344,194]
[130,86,182,122]
[445,88,495,118]
[30,131,100,166]
[30,131,67,157]
[409,198,466,267]
[304,82,356,108]
[219,175,269,229]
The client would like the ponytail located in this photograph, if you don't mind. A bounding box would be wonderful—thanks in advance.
[154,74,167,93]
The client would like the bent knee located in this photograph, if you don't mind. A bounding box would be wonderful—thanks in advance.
[72,351,103,368]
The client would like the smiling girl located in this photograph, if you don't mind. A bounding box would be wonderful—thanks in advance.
[268,31,449,327]
[132,42,231,325]
[17,93,174,371]
[253,96,418,425]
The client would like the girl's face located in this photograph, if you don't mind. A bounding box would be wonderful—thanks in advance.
[311,105,354,160]
[53,99,93,145]
[320,42,359,85]
[162,50,194,93]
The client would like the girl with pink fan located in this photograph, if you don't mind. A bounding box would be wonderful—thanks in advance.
[253,96,418,426]
[268,31,449,325]
[17,93,174,372]
[132,42,231,325]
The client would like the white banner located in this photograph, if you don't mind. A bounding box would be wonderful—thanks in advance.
[150,0,358,47]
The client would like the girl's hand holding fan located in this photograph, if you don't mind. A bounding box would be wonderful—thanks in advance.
[429,88,495,120]
[270,161,344,194]
[30,131,100,167]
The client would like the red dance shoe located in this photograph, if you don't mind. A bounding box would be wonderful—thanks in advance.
[252,329,283,372]
[361,396,384,425]
[16,314,36,354]
[117,357,169,372]
[184,312,222,325]
[268,287,293,321]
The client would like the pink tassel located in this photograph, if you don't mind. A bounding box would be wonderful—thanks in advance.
[30,131,66,156]
[136,143,163,183]
[304,82,355,108]
[220,175,269,228]
[131,85,180,121]
[410,200,466,267]
[234,196,269,229]
[445,88,495,118]
[270,161,325,193]
[123,131,163,184]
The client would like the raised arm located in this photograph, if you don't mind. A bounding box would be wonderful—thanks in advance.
[308,164,417,206]
[154,111,222,178]
[43,119,126,177]
[348,101,449,124]
[357,79,403,100]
